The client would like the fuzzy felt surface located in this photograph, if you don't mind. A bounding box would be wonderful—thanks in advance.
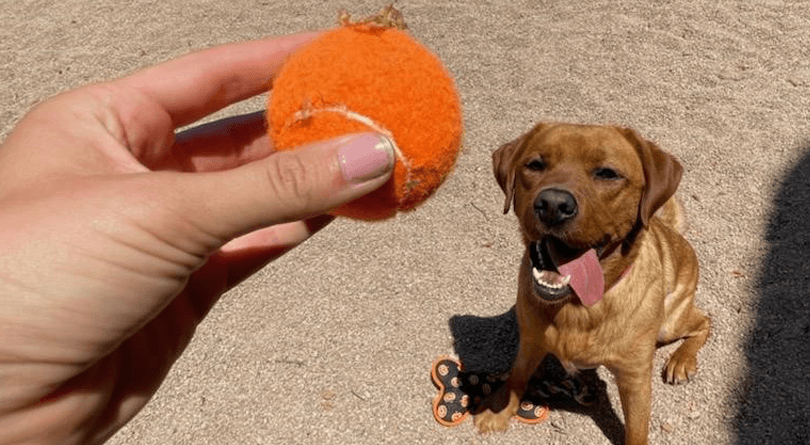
[268,25,463,220]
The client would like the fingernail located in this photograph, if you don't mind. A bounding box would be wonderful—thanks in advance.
[338,133,396,183]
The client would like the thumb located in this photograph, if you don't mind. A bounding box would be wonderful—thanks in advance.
[175,132,395,242]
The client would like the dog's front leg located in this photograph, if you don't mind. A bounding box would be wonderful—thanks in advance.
[612,361,654,445]
[474,338,547,433]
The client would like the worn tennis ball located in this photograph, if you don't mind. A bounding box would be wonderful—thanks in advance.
[267,11,463,220]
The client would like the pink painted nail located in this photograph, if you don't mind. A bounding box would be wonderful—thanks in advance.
[338,133,396,183]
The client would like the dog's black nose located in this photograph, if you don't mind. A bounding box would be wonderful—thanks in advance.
[535,188,578,226]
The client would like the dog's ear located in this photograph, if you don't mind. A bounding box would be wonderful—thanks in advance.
[619,128,684,227]
[493,131,530,214]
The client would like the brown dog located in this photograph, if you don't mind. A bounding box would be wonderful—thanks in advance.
[474,123,710,445]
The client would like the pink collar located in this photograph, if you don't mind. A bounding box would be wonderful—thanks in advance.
[609,264,634,291]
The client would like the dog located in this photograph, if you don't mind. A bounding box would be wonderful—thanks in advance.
[474,123,710,445]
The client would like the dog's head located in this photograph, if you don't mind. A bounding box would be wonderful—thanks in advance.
[493,123,682,305]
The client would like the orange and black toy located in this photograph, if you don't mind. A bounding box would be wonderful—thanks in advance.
[430,354,551,427]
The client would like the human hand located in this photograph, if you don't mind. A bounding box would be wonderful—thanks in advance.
[0,33,394,445]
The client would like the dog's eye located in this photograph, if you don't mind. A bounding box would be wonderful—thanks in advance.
[594,167,621,180]
[525,159,546,172]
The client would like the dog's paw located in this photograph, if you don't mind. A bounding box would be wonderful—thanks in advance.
[473,409,512,433]
[664,349,697,385]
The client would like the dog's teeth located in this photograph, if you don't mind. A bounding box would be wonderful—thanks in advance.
[539,272,555,289]
[532,269,571,290]
[537,270,559,289]
[536,269,554,288]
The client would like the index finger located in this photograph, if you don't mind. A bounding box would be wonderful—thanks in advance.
[117,32,322,129]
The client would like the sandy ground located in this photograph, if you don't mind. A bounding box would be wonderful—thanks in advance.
[2,1,809,444]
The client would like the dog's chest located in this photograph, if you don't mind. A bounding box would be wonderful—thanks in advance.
[548,334,605,374]
[543,314,631,373]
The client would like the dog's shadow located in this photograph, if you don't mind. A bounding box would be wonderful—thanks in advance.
[449,307,625,444]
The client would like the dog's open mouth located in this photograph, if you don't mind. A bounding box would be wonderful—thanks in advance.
[529,238,574,301]
[528,238,605,307]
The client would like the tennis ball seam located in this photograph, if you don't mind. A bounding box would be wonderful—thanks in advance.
[285,104,413,203]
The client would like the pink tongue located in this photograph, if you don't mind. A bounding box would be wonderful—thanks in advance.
[556,249,604,307]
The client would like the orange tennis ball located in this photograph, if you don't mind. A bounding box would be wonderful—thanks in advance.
[267,22,463,220]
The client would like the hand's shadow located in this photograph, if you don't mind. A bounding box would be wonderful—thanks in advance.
[449,307,624,445]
